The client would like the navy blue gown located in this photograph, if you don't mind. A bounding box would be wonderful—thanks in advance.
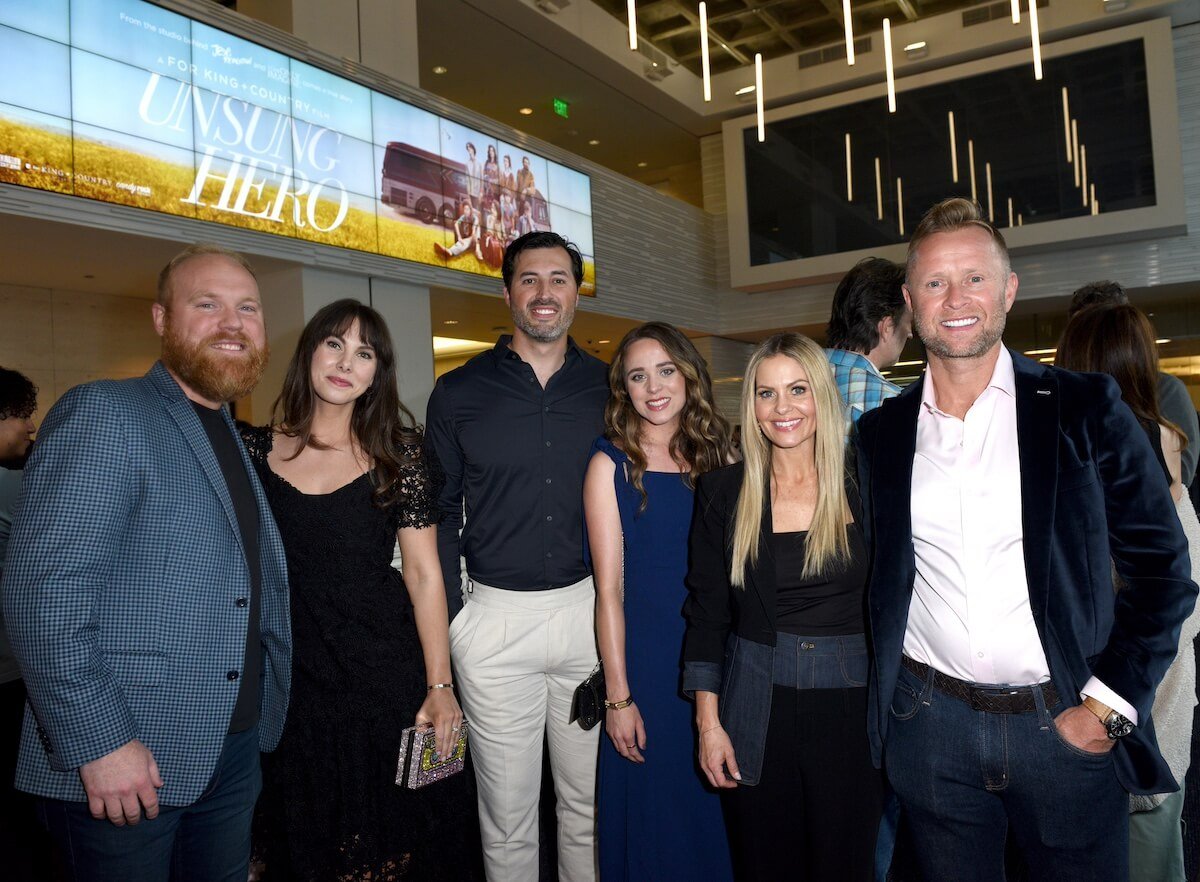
[592,437,733,882]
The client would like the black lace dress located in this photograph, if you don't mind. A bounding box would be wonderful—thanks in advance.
[241,427,483,882]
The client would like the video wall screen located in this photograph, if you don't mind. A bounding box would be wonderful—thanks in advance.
[742,40,1153,265]
[0,0,596,294]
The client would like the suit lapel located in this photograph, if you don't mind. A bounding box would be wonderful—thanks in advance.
[1012,351,1059,627]
[875,377,921,564]
[149,362,246,561]
[746,484,777,627]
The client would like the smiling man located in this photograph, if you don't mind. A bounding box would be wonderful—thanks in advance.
[2,244,291,882]
[854,199,1197,881]
[426,231,608,881]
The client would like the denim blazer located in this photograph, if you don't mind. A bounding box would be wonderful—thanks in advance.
[682,462,863,786]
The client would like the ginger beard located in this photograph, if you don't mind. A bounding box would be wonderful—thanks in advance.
[160,311,269,405]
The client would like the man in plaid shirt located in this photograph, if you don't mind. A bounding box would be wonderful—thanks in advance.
[824,257,912,427]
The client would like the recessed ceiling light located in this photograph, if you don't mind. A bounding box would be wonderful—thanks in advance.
[443,319,458,325]
[735,85,756,95]
[432,65,448,75]
[598,339,610,344]
[519,107,533,115]
[636,161,648,168]
[588,139,600,145]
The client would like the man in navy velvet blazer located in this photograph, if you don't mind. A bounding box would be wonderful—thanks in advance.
[856,199,1196,881]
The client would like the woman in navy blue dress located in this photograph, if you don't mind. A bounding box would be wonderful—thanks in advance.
[584,322,735,881]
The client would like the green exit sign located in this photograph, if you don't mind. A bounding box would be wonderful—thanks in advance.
[553,98,569,118]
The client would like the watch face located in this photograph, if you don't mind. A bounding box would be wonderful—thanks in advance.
[1106,714,1134,739]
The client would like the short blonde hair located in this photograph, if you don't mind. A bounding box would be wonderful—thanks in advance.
[906,198,1009,282]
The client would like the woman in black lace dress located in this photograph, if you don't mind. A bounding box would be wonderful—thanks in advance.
[242,299,483,881]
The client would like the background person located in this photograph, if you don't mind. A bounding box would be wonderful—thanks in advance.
[684,332,884,881]
[1055,303,1200,882]
[241,300,482,881]
[2,244,291,881]
[824,257,912,427]
[585,322,734,882]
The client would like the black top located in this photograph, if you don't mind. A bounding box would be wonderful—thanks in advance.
[192,401,262,734]
[425,336,608,613]
[770,525,868,636]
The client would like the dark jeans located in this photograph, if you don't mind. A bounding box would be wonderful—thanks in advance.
[723,639,884,882]
[37,726,261,882]
[886,663,1127,882]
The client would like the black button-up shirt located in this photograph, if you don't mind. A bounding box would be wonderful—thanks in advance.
[426,335,608,615]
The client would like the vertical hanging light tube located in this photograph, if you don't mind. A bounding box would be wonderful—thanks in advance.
[968,139,977,202]
[1081,145,1088,207]
[949,111,959,183]
[897,177,905,236]
[843,0,856,65]
[1091,186,1098,215]
[755,54,765,142]
[1028,0,1043,80]
[845,133,853,201]
[1018,213,1024,226]
[883,18,896,113]
[875,157,883,220]
[627,0,637,50]
[1071,120,1080,187]
[1062,88,1072,162]
[985,162,994,222]
[1011,0,1021,23]
[1008,197,1014,227]
[700,2,712,102]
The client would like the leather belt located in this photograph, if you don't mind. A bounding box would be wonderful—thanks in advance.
[901,655,1059,714]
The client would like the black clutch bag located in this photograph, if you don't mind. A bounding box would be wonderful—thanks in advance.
[570,663,605,730]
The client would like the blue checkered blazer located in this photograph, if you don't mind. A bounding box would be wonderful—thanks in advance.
[1,362,291,805]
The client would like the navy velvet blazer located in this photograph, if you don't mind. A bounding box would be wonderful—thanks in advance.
[856,349,1197,795]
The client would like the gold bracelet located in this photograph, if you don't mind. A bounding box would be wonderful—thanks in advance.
[604,696,634,710]
[700,724,722,736]
[427,682,454,692]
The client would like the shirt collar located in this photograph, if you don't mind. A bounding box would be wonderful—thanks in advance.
[921,346,1015,416]
[491,334,582,365]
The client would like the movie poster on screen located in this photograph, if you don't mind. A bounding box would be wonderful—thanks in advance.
[0,0,595,295]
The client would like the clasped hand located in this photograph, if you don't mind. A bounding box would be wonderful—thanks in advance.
[415,687,464,760]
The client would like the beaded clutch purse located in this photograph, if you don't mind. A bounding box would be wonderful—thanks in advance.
[395,721,469,789]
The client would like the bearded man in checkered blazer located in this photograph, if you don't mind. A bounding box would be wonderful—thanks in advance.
[1,245,291,882]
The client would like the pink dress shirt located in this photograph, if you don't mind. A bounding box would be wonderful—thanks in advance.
[906,348,1136,721]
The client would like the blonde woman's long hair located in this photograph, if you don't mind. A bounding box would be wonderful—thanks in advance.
[731,333,850,587]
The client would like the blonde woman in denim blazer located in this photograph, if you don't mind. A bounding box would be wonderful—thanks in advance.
[682,332,882,882]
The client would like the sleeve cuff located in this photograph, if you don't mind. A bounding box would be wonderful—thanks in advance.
[1081,676,1138,726]
[681,661,722,698]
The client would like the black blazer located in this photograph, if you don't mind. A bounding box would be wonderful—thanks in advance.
[856,349,1198,795]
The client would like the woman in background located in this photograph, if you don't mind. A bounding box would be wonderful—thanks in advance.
[1056,303,1200,882]
[683,332,883,881]
[585,322,734,881]
[242,300,482,881]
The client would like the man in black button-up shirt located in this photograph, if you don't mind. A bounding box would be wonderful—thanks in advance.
[427,231,607,881]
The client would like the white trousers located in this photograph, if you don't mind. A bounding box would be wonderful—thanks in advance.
[450,578,599,882]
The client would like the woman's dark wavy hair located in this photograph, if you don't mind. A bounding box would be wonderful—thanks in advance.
[1055,303,1187,451]
[605,322,734,511]
[272,299,423,508]
[0,367,37,420]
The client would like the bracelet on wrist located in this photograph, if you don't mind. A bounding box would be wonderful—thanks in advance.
[605,696,634,710]
[427,682,454,692]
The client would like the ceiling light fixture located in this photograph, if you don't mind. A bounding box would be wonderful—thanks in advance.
[874,157,883,220]
[968,138,977,202]
[1018,213,1024,225]
[1156,338,1170,344]
[896,176,905,236]
[735,84,756,95]
[948,111,958,182]
[700,2,712,101]
[519,107,533,115]
[985,162,994,222]
[432,65,448,75]
[1011,0,1020,24]
[1028,0,1043,80]
[443,319,458,325]
[1062,88,1072,162]
[1091,185,1099,215]
[843,0,855,65]
[627,0,637,50]
[845,133,853,201]
[598,339,611,344]
[883,18,896,113]
[1081,144,1088,207]
[636,161,648,168]
[903,41,928,60]
[1025,348,1057,356]
[588,139,600,145]
[755,53,765,142]
[1071,120,1080,186]
[1008,196,1014,227]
